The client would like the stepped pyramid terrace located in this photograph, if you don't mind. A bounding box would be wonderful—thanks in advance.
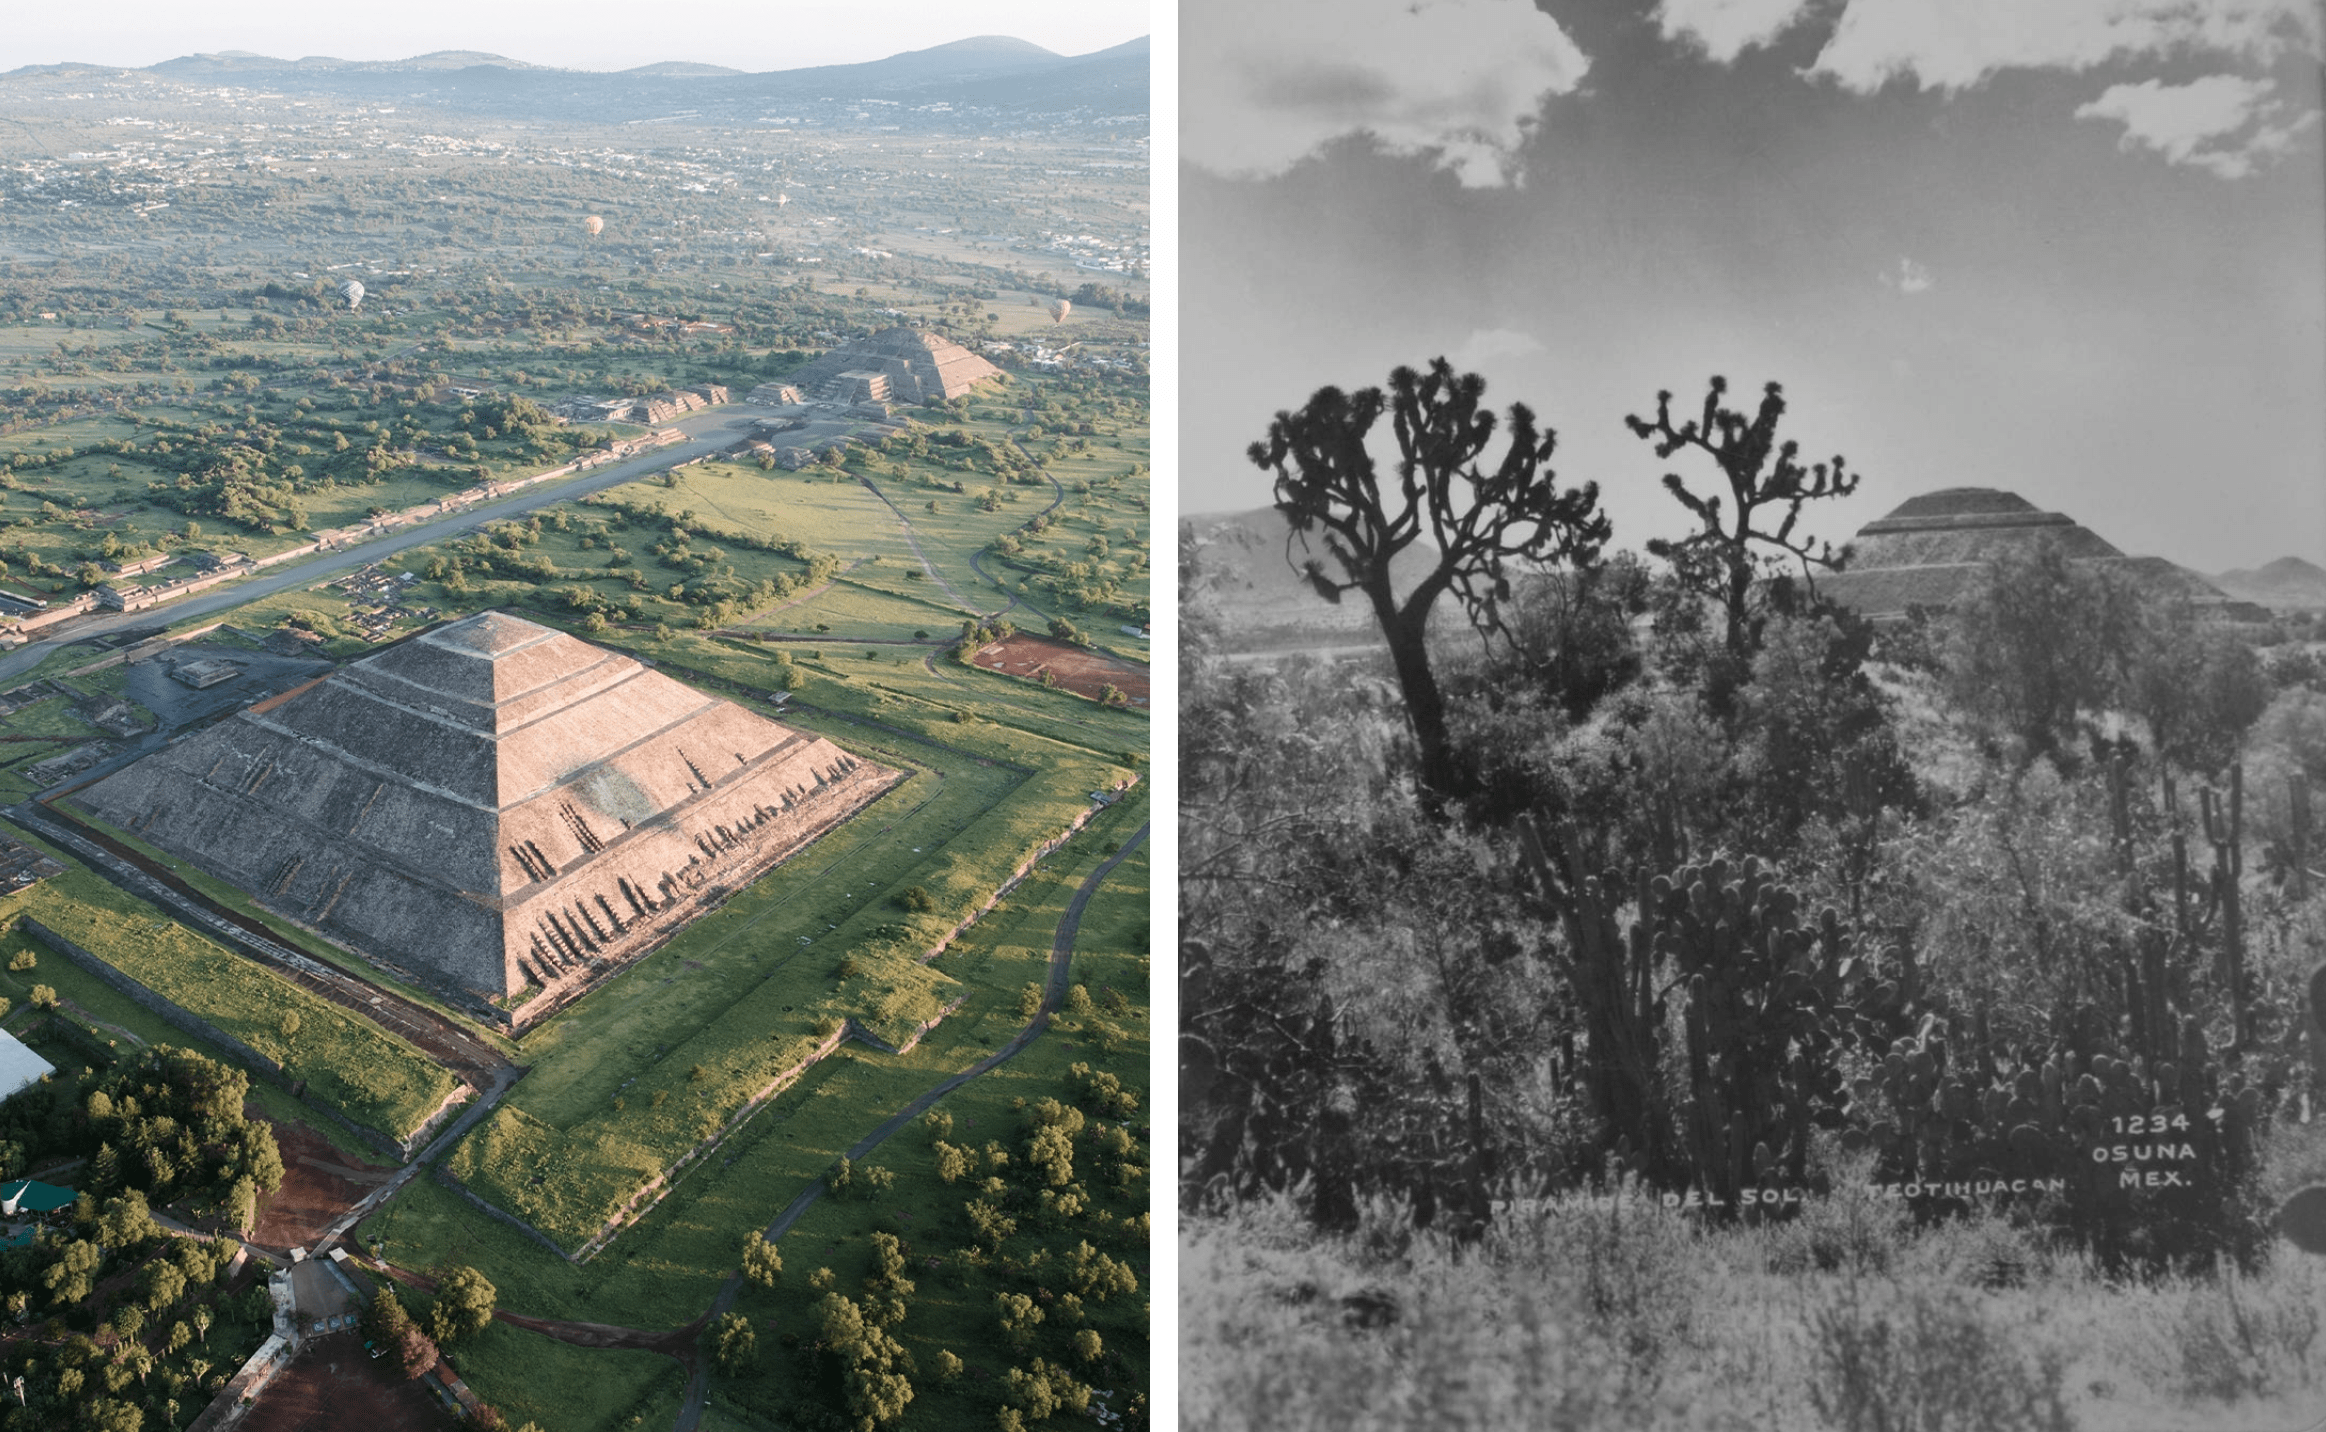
[777,327,1003,407]
[1816,487,2267,624]
[80,612,899,1019]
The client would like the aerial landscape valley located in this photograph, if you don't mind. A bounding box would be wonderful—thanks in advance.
[0,30,1147,1432]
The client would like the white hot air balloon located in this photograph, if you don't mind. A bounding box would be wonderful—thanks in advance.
[583,215,605,236]
[340,280,365,310]
[1048,297,1071,324]
[775,193,790,208]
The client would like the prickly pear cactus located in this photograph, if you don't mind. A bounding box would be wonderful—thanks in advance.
[1643,856,1881,1212]
[1840,1007,2272,1271]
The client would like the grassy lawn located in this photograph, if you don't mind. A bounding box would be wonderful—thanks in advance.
[0,866,461,1144]
[0,897,381,1162]
[363,794,1146,1334]
[709,837,1152,1431]
[442,1320,687,1432]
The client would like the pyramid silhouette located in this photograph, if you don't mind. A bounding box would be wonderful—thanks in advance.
[83,612,897,1015]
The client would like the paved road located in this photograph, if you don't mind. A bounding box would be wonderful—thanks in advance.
[671,819,1149,1432]
[0,406,770,686]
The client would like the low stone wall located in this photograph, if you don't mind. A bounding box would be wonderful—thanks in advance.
[188,1268,298,1432]
[565,1020,851,1262]
[431,1163,570,1259]
[847,997,966,1057]
[19,916,404,1160]
[25,917,287,1080]
[919,777,1140,966]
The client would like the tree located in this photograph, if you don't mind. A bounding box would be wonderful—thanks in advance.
[2127,603,2269,771]
[396,1325,440,1381]
[1945,537,2139,760]
[1625,376,1858,661]
[430,1265,496,1345]
[1249,358,1609,797]
[740,1231,782,1289]
[709,1311,757,1375]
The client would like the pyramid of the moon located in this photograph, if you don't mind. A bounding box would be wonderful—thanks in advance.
[80,612,899,1006]
[1817,487,2264,623]
[783,328,1001,406]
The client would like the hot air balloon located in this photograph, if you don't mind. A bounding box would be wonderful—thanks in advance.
[340,280,365,311]
[583,215,605,236]
[1048,297,1071,324]
[774,193,790,208]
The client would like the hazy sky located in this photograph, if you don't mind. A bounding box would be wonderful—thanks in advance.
[1183,0,2326,573]
[3,0,1146,73]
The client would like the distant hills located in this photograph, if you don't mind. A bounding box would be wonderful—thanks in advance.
[2213,556,2326,609]
[19,35,1148,123]
[1187,502,2326,660]
[1183,506,1442,654]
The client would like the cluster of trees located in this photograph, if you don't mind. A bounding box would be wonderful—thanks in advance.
[719,1062,1147,1432]
[358,1265,496,1386]
[1186,358,2320,1271]
[0,1047,283,1233]
[0,1194,256,1432]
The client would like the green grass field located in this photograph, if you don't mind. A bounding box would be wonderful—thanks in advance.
[0,911,380,1163]
[708,838,1151,1431]
[442,1322,688,1432]
[361,802,1147,1426]
[0,867,461,1143]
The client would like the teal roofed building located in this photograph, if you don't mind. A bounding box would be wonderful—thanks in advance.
[0,1180,74,1215]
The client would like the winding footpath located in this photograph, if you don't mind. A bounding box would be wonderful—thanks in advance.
[671,820,1149,1432]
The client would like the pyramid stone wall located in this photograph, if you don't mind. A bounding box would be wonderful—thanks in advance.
[782,328,1001,407]
[80,613,900,1010]
[1820,487,2260,623]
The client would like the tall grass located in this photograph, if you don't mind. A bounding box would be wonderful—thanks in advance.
[1183,1182,2326,1432]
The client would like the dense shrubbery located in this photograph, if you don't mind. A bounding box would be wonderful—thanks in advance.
[1183,380,2319,1281]
[0,1045,283,1229]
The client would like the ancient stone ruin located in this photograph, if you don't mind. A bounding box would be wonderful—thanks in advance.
[81,612,899,1020]
[1817,487,2268,624]
[778,327,1002,407]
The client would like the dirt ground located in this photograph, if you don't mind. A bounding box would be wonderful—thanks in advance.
[251,1114,398,1249]
[972,635,1149,705]
[239,1331,446,1432]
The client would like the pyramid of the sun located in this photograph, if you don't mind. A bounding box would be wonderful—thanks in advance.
[1818,487,2265,623]
[782,328,1001,406]
[80,612,898,1005]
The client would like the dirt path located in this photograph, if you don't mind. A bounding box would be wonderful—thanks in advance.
[376,1262,704,1360]
[253,1116,402,1249]
[239,1331,443,1432]
[853,473,992,616]
[670,819,1149,1432]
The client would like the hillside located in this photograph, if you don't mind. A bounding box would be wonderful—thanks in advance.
[1183,506,1439,654]
[2214,556,2326,609]
[57,35,1150,125]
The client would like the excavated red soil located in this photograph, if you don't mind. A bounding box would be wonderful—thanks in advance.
[971,635,1149,704]
[239,1331,444,1432]
[250,1114,398,1249]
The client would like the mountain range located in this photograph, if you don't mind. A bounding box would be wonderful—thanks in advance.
[9,35,1147,122]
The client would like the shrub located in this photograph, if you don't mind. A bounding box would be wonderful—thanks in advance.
[1809,1283,2073,1432]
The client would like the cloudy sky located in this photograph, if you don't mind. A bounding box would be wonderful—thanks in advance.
[1183,0,2326,574]
[3,0,1144,73]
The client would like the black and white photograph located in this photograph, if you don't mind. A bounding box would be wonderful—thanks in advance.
[1179,1,2326,1428]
